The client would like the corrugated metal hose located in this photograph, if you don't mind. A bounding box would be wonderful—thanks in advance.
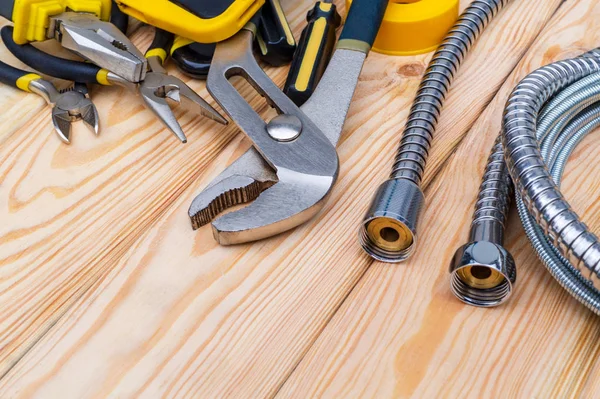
[451,50,600,312]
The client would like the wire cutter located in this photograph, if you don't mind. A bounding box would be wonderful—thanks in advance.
[0,0,146,83]
[0,59,98,143]
[2,26,227,143]
[188,0,388,245]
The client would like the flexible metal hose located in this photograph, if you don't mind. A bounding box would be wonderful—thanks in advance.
[360,0,512,262]
[451,51,600,310]
[450,136,516,306]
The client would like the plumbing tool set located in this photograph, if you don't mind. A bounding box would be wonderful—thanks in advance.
[2,0,600,313]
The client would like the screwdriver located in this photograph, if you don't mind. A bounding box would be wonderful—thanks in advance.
[254,0,297,66]
[283,0,341,106]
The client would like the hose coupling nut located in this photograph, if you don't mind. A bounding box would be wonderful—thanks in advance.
[359,179,424,262]
[449,241,516,307]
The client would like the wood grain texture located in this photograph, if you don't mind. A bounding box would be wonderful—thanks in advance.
[277,1,600,398]
[0,0,590,397]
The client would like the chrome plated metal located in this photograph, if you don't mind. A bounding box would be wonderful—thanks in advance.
[139,56,227,143]
[188,27,368,245]
[360,0,512,262]
[29,80,99,143]
[454,51,600,313]
[48,12,147,83]
[449,137,516,307]
[266,114,302,142]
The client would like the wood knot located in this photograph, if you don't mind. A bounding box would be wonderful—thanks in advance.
[397,63,425,77]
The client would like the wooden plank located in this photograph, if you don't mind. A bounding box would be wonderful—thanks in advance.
[276,1,600,398]
[0,0,564,396]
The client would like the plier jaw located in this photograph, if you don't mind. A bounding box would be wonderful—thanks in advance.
[48,12,147,83]
[29,80,99,143]
[138,35,228,143]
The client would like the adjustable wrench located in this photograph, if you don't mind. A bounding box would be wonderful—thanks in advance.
[189,0,388,245]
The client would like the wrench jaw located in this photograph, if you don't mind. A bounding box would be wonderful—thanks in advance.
[188,147,278,230]
[188,145,339,245]
[188,175,275,230]
[212,171,337,245]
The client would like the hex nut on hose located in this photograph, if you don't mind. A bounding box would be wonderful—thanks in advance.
[449,241,516,307]
[359,179,424,262]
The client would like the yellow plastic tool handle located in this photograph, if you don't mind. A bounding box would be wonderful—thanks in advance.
[114,0,265,44]
[0,0,111,44]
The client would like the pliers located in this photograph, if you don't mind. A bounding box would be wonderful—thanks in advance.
[188,0,388,245]
[0,0,146,83]
[2,26,227,142]
[0,59,98,143]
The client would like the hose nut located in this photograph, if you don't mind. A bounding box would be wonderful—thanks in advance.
[449,241,516,307]
[359,179,424,262]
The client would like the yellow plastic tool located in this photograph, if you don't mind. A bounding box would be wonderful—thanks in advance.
[115,0,265,44]
[3,0,111,44]
[345,0,459,56]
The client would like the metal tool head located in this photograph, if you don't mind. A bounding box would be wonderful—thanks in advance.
[30,80,99,143]
[139,57,227,143]
[188,29,349,245]
[48,12,147,83]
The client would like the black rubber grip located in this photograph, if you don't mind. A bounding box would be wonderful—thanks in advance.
[283,1,341,106]
[0,0,14,21]
[339,0,387,47]
[110,0,129,33]
[172,42,215,80]
[147,28,175,57]
[1,26,101,83]
[168,0,236,19]
[0,60,30,89]
[254,0,296,67]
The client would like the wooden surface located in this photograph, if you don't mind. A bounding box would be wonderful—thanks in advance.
[1,0,600,397]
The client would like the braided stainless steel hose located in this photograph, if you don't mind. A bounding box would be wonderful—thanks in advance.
[360,0,511,262]
[451,50,600,310]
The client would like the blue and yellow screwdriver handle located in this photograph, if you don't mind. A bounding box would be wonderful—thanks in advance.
[114,0,264,44]
[0,0,111,44]
[283,1,341,106]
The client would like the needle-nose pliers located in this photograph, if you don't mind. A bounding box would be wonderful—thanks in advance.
[2,26,227,143]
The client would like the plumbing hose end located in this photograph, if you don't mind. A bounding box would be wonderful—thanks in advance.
[449,241,516,307]
[359,179,424,263]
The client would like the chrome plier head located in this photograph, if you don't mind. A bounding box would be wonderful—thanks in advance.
[48,12,147,83]
[139,31,227,143]
[140,57,228,143]
[30,80,99,143]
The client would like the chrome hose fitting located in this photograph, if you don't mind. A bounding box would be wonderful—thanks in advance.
[450,49,600,312]
[359,179,424,262]
[449,137,516,307]
[360,0,511,262]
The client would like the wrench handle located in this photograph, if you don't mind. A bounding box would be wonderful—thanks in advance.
[338,0,387,53]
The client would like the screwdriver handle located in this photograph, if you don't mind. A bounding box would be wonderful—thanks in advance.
[338,0,387,52]
[283,1,341,106]
[255,0,296,66]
